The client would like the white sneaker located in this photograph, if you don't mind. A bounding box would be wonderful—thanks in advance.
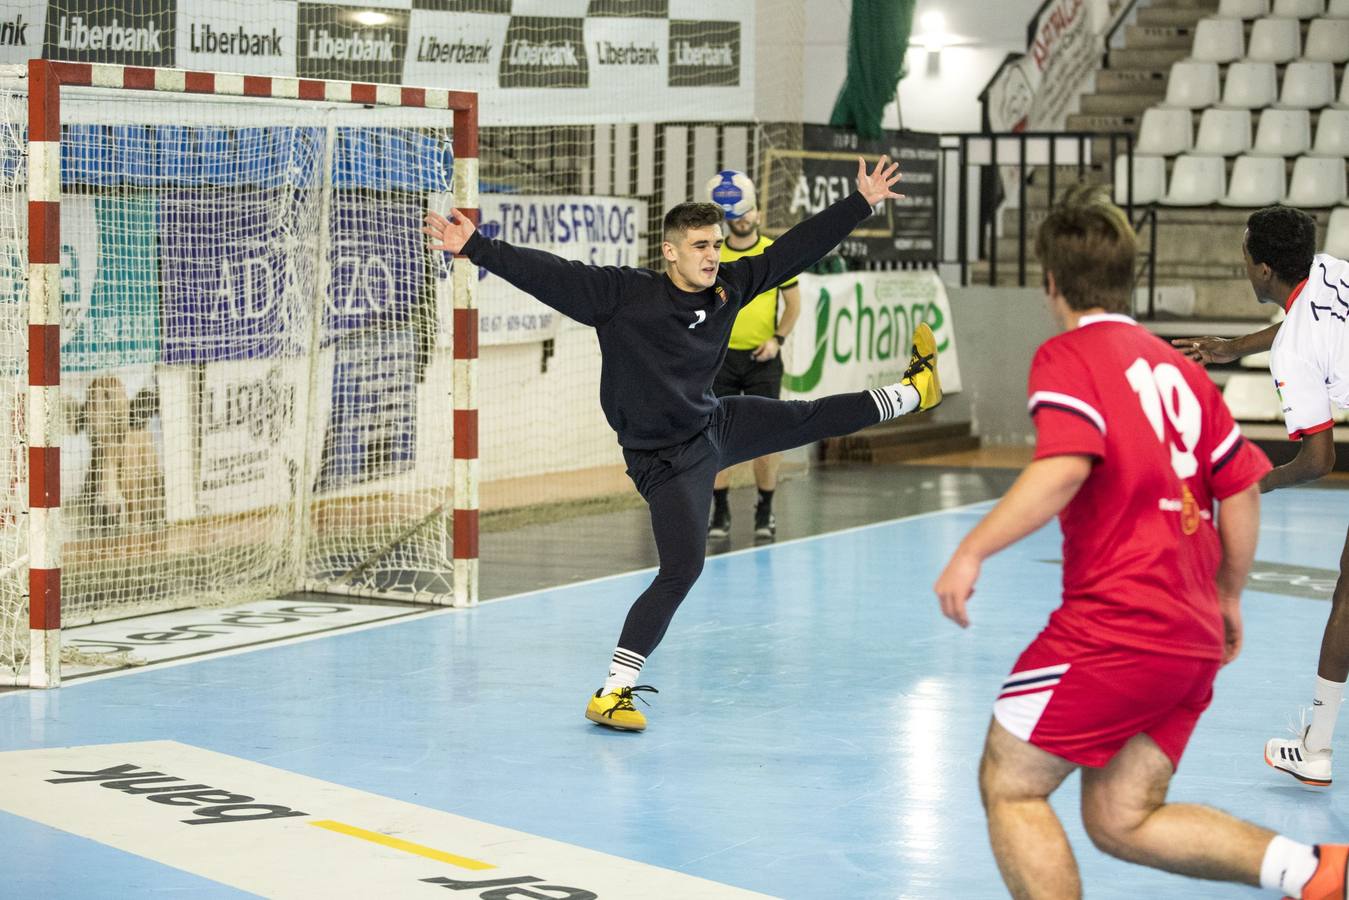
[1265,727,1333,787]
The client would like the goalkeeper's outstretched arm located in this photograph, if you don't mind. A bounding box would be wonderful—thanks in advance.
[424,208,624,327]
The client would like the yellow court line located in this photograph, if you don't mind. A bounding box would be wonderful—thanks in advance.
[310,819,496,871]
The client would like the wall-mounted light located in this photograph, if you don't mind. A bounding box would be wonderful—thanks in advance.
[351,10,391,27]
[919,11,948,53]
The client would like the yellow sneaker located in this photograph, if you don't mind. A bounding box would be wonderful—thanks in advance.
[902,323,942,411]
[585,685,657,732]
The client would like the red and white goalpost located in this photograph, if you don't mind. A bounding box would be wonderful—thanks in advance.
[6,60,480,688]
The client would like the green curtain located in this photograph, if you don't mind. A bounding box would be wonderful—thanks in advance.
[829,0,917,139]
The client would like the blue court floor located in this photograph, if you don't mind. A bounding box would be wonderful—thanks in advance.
[1,485,1348,898]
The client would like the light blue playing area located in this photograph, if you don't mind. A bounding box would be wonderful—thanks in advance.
[2,487,1348,898]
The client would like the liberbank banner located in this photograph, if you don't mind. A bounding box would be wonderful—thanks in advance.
[26,0,754,124]
[781,271,962,401]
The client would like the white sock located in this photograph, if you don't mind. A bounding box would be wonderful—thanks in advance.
[1260,835,1321,898]
[602,647,644,693]
[1306,676,1345,753]
[868,383,921,421]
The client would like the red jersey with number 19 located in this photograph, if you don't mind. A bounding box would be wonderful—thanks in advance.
[1027,314,1271,659]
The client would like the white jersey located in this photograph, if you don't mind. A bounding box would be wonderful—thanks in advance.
[1270,253,1349,439]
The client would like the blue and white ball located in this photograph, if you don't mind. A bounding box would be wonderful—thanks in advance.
[706,169,757,219]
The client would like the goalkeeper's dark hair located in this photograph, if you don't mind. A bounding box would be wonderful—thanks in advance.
[663,202,725,242]
[1034,183,1137,314]
[1246,206,1316,286]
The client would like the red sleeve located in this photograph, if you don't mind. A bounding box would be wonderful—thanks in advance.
[1201,376,1272,500]
[1027,341,1106,462]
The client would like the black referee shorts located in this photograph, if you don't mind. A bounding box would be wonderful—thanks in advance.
[713,348,784,400]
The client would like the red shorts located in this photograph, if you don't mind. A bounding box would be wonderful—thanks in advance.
[993,628,1221,769]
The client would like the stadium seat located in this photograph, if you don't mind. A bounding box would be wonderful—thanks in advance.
[1221,61,1279,108]
[1191,17,1246,62]
[1313,108,1349,155]
[1330,0,1349,16]
[1195,107,1253,154]
[1219,0,1271,15]
[1278,61,1337,108]
[1338,69,1349,107]
[1223,374,1283,420]
[1137,107,1194,155]
[1247,17,1303,62]
[1222,154,1288,205]
[1285,155,1348,205]
[1304,18,1349,61]
[1274,0,1326,15]
[1114,154,1168,205]
[1254,107,1313,154]
[1165,61,1222,108]
[1325,207,1349,255]
[1162,155,1227,204]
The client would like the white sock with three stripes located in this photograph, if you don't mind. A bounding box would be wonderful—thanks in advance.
[603,647,645,694]
[868,383,921,421]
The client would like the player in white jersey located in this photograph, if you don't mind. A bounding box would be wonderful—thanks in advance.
[1176,207,1349,788]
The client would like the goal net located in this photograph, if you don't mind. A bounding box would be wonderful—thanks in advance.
[0,62,479,686]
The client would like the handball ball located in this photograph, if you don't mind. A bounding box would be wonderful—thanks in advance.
[706,170,756,219]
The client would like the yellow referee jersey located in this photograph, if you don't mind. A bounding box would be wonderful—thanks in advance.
[721,235,797,351]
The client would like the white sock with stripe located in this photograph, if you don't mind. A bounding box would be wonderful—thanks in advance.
[1306,676,1345,753]
[602,647,645,694]
[868,383,921,421]
[1259,835,1320,897]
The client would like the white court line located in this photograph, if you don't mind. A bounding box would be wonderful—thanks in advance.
[0,498,996,694]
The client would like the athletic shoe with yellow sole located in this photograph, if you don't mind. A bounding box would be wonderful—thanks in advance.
[585,685,658,732]
[902,323,942,412]
[1288,844,1348,900]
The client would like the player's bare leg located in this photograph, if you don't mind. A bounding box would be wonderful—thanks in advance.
[1314,528,1349,683]
[980,720,1081,899]
[1080,733,1270,884]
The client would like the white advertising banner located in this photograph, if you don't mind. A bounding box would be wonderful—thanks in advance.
[464,192,648,345]
[781,270,962,401]
[161,353,333,522]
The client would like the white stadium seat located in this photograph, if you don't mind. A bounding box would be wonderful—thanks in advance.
[1165,61,1221,109]
[1325,207,1349,255]
[1162,155,1227,205]
[1313,108,1349,155]
[1191,17,1246,62]
[1219,0,1271,15]
[1304,18,1349,61]
[1254,107,1312,154]
[1339,68,1349,107]
[1285,155,1348,205]
[1274,0,1326,15]
[1223,374,1283,421]
[1221,61,1279,108]
[1278,61,1337,108]
[1222,154,1288,205]
[1330,0,1349,16]
[1114,154,1168,206]
[1247,17,1303,62]
[1137,107,1194,155]
[1195,107,1253,154]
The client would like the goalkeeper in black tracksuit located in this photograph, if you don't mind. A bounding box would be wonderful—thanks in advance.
[423,156,942,732]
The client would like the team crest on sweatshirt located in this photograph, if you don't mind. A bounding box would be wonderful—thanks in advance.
[714,285,728,304]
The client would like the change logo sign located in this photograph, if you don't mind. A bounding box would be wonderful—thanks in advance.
[44,0,177,67]
[297,4,410,85]
[668,19,738,87]
[499,16,588,89]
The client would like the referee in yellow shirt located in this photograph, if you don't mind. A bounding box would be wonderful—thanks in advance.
[705,170,801,540]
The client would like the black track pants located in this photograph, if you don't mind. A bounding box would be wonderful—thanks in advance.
[617,391,880,658]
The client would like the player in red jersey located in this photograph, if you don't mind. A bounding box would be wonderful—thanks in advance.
[934,185,1348,900]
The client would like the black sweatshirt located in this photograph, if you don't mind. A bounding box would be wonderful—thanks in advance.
[462,191,873,450]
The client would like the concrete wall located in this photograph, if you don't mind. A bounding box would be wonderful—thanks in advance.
[945,285,1058,445]
[801,0,1044,133]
